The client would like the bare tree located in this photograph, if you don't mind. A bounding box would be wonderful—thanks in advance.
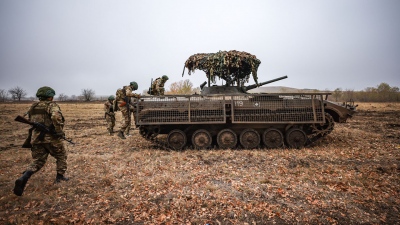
[0,89,9,102]
[81,89,95,101]
[8,86,27,101]
[167,79,195,95]
[343,89,354,102]
[332,88,342,102]
[58,93,68,101]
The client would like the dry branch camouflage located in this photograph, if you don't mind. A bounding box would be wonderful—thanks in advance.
[183,50,261,85]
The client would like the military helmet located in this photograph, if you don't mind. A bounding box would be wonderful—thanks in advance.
[108,95,115,100]
[162,75,169,80]
[36,86,56,98]
[130,81,138,90]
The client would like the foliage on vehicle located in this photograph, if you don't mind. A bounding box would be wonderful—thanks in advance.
[183,50,261,85]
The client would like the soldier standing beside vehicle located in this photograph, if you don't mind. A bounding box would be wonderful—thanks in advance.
[104,95,116,135]
[148,75,169,95]
[115,81,140,139]
[13,86,69,196]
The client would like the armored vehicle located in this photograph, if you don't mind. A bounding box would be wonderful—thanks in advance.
[134,51,357,149]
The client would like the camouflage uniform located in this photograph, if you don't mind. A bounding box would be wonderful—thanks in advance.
[14,86,69,196]
[116,82,140,138]
[150,75,169,95]
[27,100,67,174]
[125,110,134,136]
[104,97,116,135]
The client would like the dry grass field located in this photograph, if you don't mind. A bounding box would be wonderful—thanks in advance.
[0,102,399,224]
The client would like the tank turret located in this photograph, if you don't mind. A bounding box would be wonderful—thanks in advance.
[200,75,288,95]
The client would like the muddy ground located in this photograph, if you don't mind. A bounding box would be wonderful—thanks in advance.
[0,102,399,224]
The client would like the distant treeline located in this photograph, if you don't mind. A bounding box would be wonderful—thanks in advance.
[329,83,399,102]
[1,82,399,103]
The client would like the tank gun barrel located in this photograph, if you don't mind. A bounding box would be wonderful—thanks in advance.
[200,81,207,90]
[244,75,288,91]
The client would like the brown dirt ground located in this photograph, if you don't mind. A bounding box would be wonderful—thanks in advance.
[0,102,399,224]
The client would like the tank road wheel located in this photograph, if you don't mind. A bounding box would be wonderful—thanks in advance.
[191,129,212,149]
[240,129,260,149]
[217,129,237,149]
[139,125,160,140]
[285,128,307,149]
[262,128,284,149]
[312,113,335,136]
[167,129,187,150]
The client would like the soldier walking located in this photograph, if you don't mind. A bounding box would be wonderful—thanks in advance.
[13,86,69,196]
[104,95,116,135]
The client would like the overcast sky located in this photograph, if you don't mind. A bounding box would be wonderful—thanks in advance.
[1,0,399,97]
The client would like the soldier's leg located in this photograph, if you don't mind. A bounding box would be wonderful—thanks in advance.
[27,144,50,173]
[14,144,48,196]
[118,108,128,139]
[125,111,133,136]
[111,117,115,133]
[105,115,113,135]
[48,142,69,182]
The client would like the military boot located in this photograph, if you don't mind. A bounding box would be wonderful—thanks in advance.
[107,128,113,136]
[117,131,126,139]
[13,170,34,196]
[55,173,69,183]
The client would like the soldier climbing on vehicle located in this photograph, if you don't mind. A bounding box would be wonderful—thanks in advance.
[147,75,169,95]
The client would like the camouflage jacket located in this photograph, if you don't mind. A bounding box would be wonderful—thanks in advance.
[104,100,113,114]
[27,100,65,144]
[117,86,140,105]
[153,78,166,90]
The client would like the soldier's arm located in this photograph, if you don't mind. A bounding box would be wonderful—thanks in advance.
[104,102,110,113]
[126,88,141,98]
[49,103,64,133]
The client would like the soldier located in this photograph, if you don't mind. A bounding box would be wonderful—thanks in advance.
[104,95,116,135]
[149,75,169,95]
[13,86,69,196]
[115,81,140,139]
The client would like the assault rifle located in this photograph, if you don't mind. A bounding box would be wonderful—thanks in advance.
[147,78,154,95]
[15,115,75,146]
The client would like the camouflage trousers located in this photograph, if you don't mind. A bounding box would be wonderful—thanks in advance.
[27,141,67,175]
[119,106,135,134]
[105,114,115,132]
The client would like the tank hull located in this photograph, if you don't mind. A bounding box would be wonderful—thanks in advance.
[134,93,356,149]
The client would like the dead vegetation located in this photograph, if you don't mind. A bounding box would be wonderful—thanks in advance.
[0,102,399,224]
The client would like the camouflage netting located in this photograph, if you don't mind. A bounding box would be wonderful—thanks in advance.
[183,50,261,85]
